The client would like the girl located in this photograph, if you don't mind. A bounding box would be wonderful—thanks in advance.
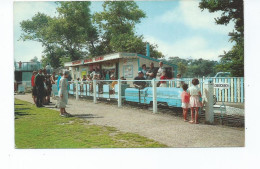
[159,71,167,87]
[188,78,202,124]
[181,83,190,122]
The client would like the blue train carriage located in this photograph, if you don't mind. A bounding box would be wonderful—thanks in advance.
[125,87,183,107]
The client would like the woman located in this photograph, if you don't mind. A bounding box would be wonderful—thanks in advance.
[58,70,71,117]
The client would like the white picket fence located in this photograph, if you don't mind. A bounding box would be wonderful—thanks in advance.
[179,77,244,103]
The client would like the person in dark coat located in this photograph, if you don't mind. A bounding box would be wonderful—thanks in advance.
[35,69,45,107]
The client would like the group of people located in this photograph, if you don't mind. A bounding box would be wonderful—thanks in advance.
[31,69,71,117]
[181,78,202,124]
[134,61,180,89]
[31,69,56,107]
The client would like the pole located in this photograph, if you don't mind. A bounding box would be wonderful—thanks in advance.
[75,80,79,100]
[118,79,122,107]
[204,79,214,124]
[93,79,97,104]
[152,79,158,113]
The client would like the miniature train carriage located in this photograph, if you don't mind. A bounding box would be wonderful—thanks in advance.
[125,87,183,107]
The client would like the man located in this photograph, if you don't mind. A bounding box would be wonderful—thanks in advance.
[31,71,37,104]
[134,71,146,89]
[34,69,45,107]
[146,62,157,86]
[156,61,165,79]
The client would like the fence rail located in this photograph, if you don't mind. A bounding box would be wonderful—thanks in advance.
[17,77,244,103]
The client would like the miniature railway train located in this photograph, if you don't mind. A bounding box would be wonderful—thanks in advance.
[52,83,183,108]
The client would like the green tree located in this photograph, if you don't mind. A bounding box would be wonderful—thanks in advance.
[19,2,99,67]
[49,1,99,60]
[199,0,244,77]
[177,62,187,75]
[93,1,146,54]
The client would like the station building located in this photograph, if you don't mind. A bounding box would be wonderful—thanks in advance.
[64,52,178,82]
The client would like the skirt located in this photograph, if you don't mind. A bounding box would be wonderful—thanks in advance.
[182,103,190,109]
[190,95,202,107]
[58,91,68,108]
[32,86,37,96]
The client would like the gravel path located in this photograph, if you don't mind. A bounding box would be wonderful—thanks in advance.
[15,94,245,147]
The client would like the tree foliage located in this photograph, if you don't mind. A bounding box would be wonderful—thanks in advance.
[93,1,163,58]
[199,0,244,77]
[167,56,218,77]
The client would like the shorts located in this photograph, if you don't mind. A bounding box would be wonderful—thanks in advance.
[182,103,190,109]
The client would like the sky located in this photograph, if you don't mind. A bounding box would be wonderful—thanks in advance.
[13,0,235,62]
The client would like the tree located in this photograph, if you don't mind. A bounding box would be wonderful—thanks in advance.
[48,1,99,60]
[19,2,99,67]
[177,62,187,75]
[30,56,39,63]
[199,0,244,77]
[93,1,146,54]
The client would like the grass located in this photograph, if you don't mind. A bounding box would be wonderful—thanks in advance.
[15,99,167,148]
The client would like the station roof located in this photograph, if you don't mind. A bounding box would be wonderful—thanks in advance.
[64,52,177,68]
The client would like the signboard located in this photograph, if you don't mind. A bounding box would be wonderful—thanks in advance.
[123,58,135,65]
[72,60,84,65]
[123,65,133,78]
[214,83,230,89]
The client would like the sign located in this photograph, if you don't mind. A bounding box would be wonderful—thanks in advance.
[123,65,133,78]
[84,58,93,63]
[214,83,230,89]
[72,60,83,65]
[94,56,104,61]
[123,58,134,65]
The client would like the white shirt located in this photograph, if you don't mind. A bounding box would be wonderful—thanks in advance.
[188,85,200,96]
[157,67,164,78]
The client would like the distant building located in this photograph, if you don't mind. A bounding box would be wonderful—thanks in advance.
[64,52,178,86]
[14,61,42,92]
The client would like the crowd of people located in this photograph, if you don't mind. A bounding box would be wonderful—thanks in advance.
[30,61,202,120]
[133,61,183,89]
[31,69,54,108]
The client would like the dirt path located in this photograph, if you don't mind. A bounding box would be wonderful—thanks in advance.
[15,94,245,147]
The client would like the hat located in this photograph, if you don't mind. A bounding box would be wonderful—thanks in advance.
[64,70,70,75]
[138,71,143,74]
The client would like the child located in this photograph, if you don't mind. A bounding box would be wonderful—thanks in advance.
[176,74,184,88]
[188,78,202,124]
[181,83,190,122]
[159,71,167,87]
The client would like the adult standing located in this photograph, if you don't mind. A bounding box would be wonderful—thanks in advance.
[141,64,147,79]
[45,74,52,104]
[156,61,165,80]
[57,71,63,92]
[58,70,71,117]
[146,62,157,86]
[156,61,165,87]
[50,72,56,84]
[35,69,45,107]
[31,71,37,104]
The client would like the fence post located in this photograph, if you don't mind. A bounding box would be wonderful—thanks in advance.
[118,79,122,107]
[152,79,158,113]
[75,80,79,100]
[204,79,214,124]
[93,80,97,104]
